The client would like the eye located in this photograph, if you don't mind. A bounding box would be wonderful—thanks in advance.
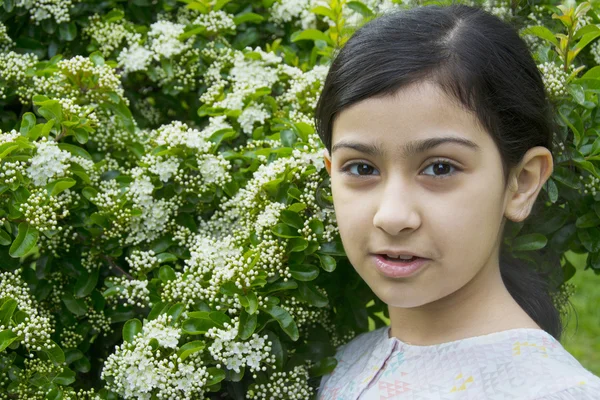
[340,162,380,177]
[340,159,461,179]
[421,159,461,179]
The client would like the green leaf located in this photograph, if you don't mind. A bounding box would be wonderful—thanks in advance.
[206,367,226,386]
[317,253,336,272]
[182,316,216,334]
[233,12,264,25]
[46,178,76,197]
[297,281,328,307]
[157,252,177,263]
[311,5,336,20]
[58,22,77,41]
[123,319,142,343]
[167,303,185,324]
[103,98,135,134]
[0,330,18,352]
[89,51,105,66]
[263,280,298,294]
[238,310,257,340]
[288,237,309,252]
[0,299,17,326]
[0,229,11,246]
[215,0,233,10]
[74,268,99,298]
[280,210,304,229]
[347,1,374,17]
[62,293,87,316]
[289,263,319,281]
[578,227,600,252]
[177,340,205,361]
[511,233,547,251]
[102,9,125,23]
[546,179,558,203]
[291,29,332,45]
[309,356,337,377]
[37,100,63,123]
[574,31,600,51]
[9,222,38,258]
[522,25,558,47]
[239,291,258,315]
[20,112,36,135]
[262,304,299,341]
[158,265,176,282]
[582,66,600,79]
[54,367,76,385]
[44,340,65,365]
[576,211,600,228]
[271,223,300,238]
[57,143,93,160]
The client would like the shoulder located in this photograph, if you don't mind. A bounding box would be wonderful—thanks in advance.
[505,329,600,398]
[531,378,600,399]
[317,326,389,398]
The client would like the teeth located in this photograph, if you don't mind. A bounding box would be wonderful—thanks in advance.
[386,254,414,260]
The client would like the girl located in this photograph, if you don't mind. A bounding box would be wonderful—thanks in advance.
[314,3,600,399]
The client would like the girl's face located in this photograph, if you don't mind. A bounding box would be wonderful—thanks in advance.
[323,81,514,309]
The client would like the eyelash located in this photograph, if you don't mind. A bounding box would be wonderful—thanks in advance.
[340,158,462,180]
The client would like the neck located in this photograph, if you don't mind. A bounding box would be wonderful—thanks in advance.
[387,259,541,345]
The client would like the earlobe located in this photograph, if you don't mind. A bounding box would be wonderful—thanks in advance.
[504,147,553,222]
[323,149,332,176]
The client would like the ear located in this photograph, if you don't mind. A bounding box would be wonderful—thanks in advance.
[323,148,332,176]
[504,146,554,222]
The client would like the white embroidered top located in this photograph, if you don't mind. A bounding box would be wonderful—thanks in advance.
[317,326,600,399]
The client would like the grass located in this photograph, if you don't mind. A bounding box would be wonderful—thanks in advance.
[561,251,600,376]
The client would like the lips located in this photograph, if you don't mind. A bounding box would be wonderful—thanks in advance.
[372,254,429,278]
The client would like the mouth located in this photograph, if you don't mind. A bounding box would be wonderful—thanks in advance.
[372,254,430,278]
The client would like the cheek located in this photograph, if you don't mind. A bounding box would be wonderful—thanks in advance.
[432,176,505,257]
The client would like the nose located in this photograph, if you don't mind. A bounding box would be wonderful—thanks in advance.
[372,177,422,236]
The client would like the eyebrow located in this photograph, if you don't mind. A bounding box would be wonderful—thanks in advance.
[331,136,481,158]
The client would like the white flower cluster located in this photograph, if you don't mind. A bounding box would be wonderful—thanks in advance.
[193,10,237,35]
[238,103,271,135]
[89,179,133,240]
[117,43,154,75]
[125,249,159,277]
[538,62,570,99]
[15,0,76,23]
[122,165,183,245]
[83,14,141,57]
[59,56,126,103]
[200,46,281,111]
[143,154,181,183]
[269,0,325,30]
[277,64,329,125]
[0,51,38,100]
[0,270,54,353]
[26,137,72,186]
[206,322,274,374]
[247,365,313,399]
[482,0,512,21]
[581,173,600,196]
[0,22,13,51]
[149,20,190,60]
[20,187,75,232]
[105,276,151,308]
[102,314,210,400]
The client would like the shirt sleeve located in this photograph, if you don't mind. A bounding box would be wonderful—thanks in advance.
[534,383,600,400]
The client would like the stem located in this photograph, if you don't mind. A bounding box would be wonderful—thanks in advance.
[100,254,133,280]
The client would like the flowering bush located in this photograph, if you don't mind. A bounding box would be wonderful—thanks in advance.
[1,0,600,398]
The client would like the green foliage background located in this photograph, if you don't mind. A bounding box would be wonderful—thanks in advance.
[0,0,599,398]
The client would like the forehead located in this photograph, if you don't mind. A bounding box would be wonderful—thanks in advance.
[331,81,491,153]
